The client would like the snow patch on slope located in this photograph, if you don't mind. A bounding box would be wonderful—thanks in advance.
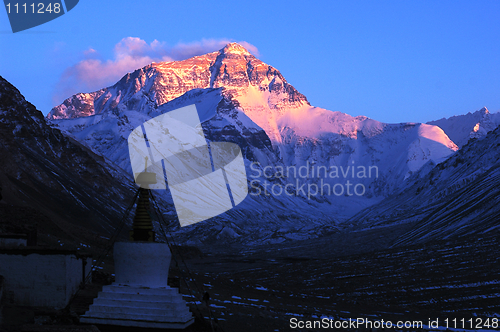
[406,124,458,174]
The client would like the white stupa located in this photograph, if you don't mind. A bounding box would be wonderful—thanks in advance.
[81,172,194,329]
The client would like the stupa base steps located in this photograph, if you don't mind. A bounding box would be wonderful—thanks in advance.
[81,284,194,329]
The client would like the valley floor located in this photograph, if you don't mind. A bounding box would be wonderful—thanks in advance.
[2,225,499,332]
[179,226,500,331]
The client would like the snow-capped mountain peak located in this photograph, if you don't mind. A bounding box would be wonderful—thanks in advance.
[46,44,462,243]
[48,43,309,121]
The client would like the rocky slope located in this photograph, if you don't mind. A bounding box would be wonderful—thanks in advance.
[0,75,136,245]
[348,122,500,245]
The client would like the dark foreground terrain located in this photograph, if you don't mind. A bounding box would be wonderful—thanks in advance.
[2,224,499,332]
[175,226,500,331]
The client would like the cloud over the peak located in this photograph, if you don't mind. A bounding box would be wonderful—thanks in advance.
[53,38,259,105]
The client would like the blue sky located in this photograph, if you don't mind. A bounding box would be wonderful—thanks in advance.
[0,0,499,123]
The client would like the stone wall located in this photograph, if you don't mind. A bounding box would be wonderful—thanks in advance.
[0,250,91,309]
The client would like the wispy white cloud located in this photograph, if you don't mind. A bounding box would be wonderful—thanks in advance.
[53,38,259,105]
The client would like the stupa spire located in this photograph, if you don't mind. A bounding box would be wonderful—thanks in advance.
[130,157,156,242]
